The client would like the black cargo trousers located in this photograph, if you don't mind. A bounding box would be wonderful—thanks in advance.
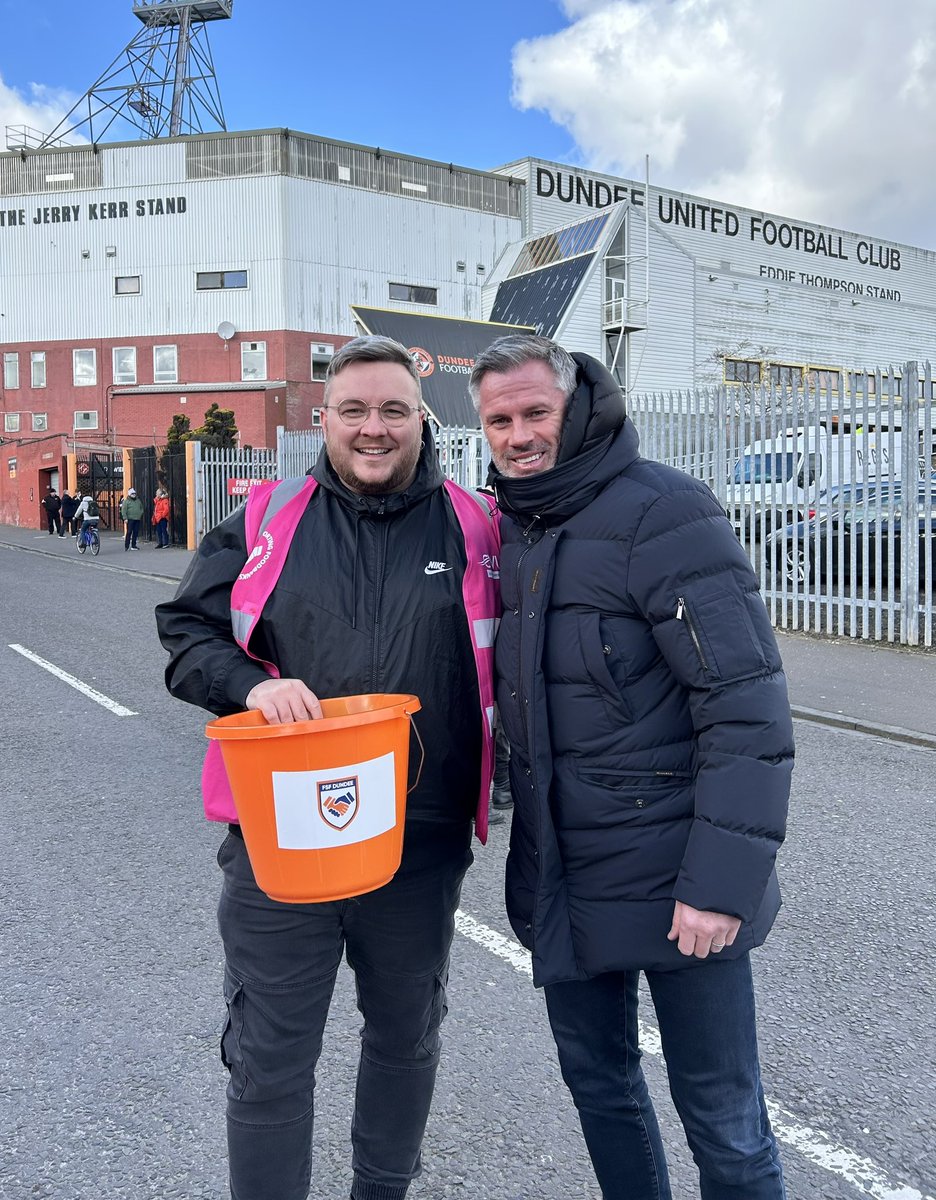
[216,830,472,1200]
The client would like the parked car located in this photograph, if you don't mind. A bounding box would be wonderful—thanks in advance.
[769,481,936,586]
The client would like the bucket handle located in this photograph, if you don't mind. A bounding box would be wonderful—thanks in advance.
[407,713,425,796]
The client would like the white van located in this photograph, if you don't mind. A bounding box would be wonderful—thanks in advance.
[726,427,928,536]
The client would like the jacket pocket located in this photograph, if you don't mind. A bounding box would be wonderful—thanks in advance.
[576,612,633,722]
[674,577,768,682]
[558,763,693,830]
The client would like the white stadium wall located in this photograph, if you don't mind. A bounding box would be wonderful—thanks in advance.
[497,157,936,389]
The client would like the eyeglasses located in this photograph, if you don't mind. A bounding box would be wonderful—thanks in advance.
[326,399,420,427]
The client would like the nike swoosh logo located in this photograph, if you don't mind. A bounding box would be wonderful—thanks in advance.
[424,565,453,575]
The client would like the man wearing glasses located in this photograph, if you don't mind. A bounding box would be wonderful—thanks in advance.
[156,336,499,1200]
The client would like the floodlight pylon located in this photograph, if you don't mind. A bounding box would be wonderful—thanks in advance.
[33,1,233,148]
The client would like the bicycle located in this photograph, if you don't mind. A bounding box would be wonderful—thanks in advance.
[76,524,100,556]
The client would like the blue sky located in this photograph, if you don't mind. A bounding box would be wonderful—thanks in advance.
[0,0,579,171]
[1,0,935,248]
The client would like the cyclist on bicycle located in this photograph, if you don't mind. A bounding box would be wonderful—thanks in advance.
[74,492,100,538]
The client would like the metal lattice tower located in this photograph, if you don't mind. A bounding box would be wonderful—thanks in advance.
[27,1,233,149]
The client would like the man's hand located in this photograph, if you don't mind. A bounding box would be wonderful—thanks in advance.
[245,678,323,724]
[667,900,741,959]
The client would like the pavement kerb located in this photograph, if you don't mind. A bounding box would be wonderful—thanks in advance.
[790,704,936,751]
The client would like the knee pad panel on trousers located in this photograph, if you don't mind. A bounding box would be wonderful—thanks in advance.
[354,968,448,1068]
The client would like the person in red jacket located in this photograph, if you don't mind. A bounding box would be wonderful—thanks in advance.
[152,488,171,548]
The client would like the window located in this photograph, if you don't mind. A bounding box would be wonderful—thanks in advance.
[769,364,803,387]
[74,410,99,430]
[388,282,438,305]
[733,453,795,485]
[115,275,141,295]
[73,348,97,387]
[113,346,137,385]
[241,341,267,381]
[31,351,46,388]
[3,352,19,390]
[724,358,761,384]
[3,412,20,433]
[196,270,248,290]
[32,413,48,432]
[153,344,178,384]
[311,407,324,426]
[311,342,333,382]
[806,367,842,392]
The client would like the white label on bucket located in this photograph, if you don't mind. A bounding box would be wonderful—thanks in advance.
[272,752,396,849]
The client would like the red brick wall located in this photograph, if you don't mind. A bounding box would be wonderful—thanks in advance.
[0,327,351,525]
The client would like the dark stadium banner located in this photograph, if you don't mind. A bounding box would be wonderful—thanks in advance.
[351,307,532,427]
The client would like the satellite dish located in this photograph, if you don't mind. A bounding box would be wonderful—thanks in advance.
[217,321,236,341]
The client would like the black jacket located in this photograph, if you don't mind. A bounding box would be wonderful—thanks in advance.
[156,427,483,863]
[492,355,794,985]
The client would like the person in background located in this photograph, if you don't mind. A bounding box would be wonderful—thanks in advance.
[155,335,500,1200]
[152,488,171,548]
[490,712,512,811]
[41,487,62,536]
[73,492,100,540]
[61,490,80,537]
[120,487,144,550]
[472,333,794,1200]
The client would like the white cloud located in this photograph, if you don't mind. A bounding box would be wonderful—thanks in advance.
[0,72,77,147]
[512,0,936,247]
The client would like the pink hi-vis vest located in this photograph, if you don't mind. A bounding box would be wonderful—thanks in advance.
[201,476,501,843]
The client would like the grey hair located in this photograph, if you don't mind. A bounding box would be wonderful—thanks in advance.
[468,334,577,409]
[325,335,423,402]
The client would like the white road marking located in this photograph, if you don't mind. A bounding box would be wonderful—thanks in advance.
[8,643,138,717]
[454,910,933,1200]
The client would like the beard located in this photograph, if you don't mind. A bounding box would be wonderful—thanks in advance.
[326,435,423,496]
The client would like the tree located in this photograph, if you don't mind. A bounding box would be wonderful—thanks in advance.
[165,413,191,452]
[191,402,238,449]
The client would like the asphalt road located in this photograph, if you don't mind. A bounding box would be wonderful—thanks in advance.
[1,541,934,1200]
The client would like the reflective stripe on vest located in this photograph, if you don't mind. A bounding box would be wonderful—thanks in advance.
[203,476,500,842]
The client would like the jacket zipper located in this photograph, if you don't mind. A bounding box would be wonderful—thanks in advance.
[676,596,711,673]
[371,508,387,690]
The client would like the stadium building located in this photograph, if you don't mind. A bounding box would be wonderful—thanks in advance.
[2,126,934,526]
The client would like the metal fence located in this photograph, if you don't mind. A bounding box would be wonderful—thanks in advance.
[632,361,935,647]
[190,441,278,545]
[193,372,934,647]
[276,428,324,479]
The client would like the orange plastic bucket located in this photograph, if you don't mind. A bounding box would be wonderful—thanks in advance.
[205,694,421,903]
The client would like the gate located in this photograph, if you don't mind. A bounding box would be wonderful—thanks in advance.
[75,450,123,530]
[131,446,188,547]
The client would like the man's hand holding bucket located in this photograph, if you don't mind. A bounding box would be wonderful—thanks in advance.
[246,678,324,724]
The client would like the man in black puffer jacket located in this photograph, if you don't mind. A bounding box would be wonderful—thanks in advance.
[472,334,794,1200]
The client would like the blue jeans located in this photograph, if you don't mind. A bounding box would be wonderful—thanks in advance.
[217,832,472,1200]
[544,955,785,1200]
[124,518,141,548]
